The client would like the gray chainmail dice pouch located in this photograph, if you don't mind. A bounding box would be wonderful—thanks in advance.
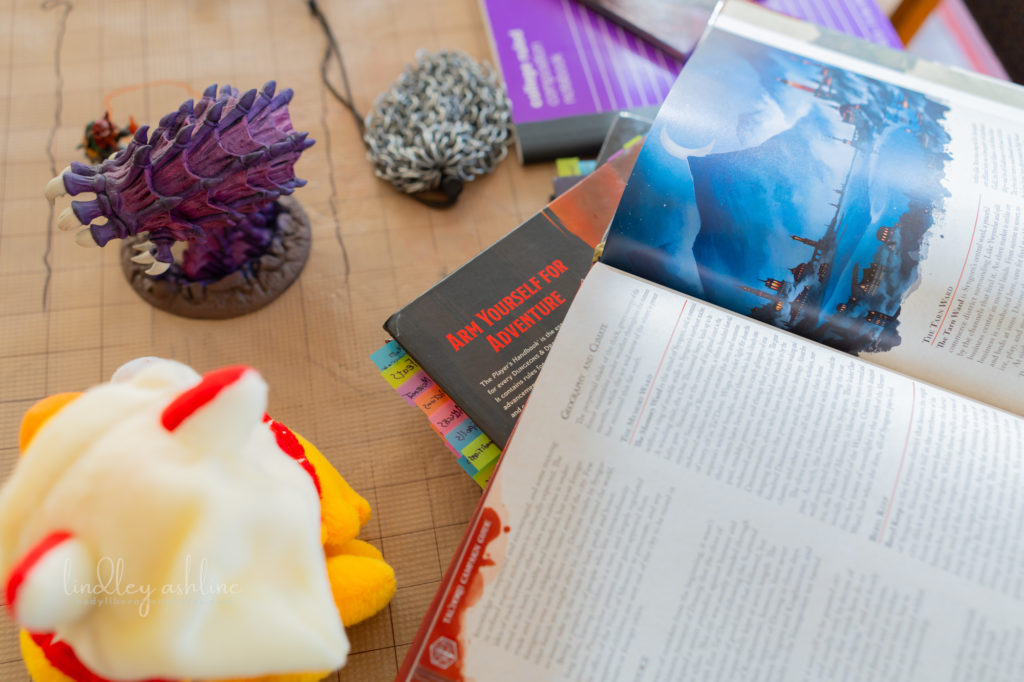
[363,50,515,198]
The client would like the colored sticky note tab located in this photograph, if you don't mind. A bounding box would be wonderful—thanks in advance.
[446,419,481,448]
[381,354,420,388]
[472,458,497,488]
[396,371,434,404]
[457,455,478,476]
[432,402,467,434]
[416,385,452,417]
[578,159,596,175]
[369,340,407,370]
[556,157,582,176]
[462,433,500,469]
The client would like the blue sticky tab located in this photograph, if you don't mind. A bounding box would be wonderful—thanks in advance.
[445,419,481,448]
[370,339,407,370]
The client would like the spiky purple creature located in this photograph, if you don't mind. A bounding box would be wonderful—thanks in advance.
[46,82,314,281]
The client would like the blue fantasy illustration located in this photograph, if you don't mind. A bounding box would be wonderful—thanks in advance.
[603,30,953,354]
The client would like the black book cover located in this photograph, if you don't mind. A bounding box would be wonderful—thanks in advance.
[384,145,640,448]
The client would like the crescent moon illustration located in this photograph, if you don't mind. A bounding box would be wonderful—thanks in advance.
[659,125,715,160]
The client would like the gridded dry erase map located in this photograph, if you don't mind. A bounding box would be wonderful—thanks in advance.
[0,1,553,679]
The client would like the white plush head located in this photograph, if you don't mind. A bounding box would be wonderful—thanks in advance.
[0,358,348,680]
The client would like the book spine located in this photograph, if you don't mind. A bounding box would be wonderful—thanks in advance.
[371,340,500,488]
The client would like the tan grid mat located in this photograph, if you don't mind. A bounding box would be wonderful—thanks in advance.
[0,0,553,679]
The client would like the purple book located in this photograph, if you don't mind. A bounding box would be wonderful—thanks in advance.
[479,0,901,162]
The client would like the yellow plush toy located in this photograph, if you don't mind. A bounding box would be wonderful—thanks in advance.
[0,358,395,682]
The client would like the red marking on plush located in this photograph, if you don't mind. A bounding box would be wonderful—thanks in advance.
[31,632,113,682]
[5,530,73,618]
[269,420,322,498]
[31,632,171,682]
[160,365,250,432]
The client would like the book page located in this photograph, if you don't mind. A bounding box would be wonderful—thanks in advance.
[404,263,1024,681]
[601,4,1024,416]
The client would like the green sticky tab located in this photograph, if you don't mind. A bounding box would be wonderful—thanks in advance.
[462,433,500,469]
[472,457,497,488]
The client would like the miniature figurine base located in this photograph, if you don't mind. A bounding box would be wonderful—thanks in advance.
[120,197,311,319]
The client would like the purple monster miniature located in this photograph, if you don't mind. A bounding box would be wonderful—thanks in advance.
[46,82,315,319]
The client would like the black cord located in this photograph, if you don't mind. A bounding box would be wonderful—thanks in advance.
[306,0,462,208]
[306,0,366,141]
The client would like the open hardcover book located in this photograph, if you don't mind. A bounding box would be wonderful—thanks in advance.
[398,2,1024,680]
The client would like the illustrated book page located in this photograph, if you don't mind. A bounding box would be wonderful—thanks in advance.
[399,261,1024,681]
[601,0,1024,416]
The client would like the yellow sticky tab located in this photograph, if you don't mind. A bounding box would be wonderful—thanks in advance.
[381,354,420,388]
[623,135,644,149]
[556,157,582,176]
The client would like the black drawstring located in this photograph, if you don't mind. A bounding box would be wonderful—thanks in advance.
[306,0,465,208]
